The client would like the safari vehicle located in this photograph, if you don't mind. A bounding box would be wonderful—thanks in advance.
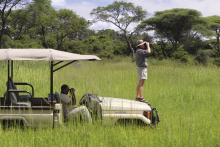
[0,49,100,128]
[0,48,159,129]
[80,94,159,126]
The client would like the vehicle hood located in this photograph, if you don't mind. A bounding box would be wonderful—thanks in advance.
[99,97,152,111]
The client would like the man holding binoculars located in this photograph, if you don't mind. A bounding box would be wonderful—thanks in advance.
[135,40,151,102]
[60,84,92,122]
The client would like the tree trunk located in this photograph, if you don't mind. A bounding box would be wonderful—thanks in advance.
[123,33,135,60]
[41,25,48,48]
[0,17,6,48]
[160,40,167,58]
[56,34,64,50]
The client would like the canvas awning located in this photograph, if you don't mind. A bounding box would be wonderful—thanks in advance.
[0,48,101,61]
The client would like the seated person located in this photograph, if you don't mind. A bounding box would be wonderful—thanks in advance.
[60,84,92,123]
[60,84,76,106]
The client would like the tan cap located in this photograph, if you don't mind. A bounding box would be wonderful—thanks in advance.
[136,40,147,47]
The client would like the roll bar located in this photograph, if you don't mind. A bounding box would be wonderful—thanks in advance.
[6,60,79,128]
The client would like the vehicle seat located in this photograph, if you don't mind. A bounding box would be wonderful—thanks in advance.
[8,78,16,89]
[4,91,31,107]
[4,79,31,107]
[8,78,31,101]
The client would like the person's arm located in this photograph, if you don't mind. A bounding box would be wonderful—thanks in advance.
[140,43,151,56]
[69,88,76,105]
[146,42,151,53]
[139,42,151,56]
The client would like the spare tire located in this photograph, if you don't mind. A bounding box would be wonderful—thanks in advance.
[80,93,102,120]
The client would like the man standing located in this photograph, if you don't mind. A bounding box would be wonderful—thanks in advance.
[135,40,151,102]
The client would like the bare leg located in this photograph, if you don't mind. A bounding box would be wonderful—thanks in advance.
[136,79,145,98]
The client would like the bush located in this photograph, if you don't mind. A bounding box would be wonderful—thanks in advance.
[173,46,190,63]
[213,58,220,67]
[46,35,57,49]
[63,40,87,54]
[99,50,114,59]
[151,42,174,59]
[194,50,209,65]
[6,36,42,48]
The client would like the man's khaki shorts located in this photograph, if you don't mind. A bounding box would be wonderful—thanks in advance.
[137,67,147,80]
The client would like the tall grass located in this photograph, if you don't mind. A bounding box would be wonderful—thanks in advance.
[0,59,219,147]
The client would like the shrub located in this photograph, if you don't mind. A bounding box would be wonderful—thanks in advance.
[7,36,42,48]
[173,46,190,63]
[151,42,174,59]
[213,58,220,67]
[63,40,87,54]
[194,50,209,65]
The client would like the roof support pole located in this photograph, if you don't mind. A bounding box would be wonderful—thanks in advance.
[11,60,13,79]
[7,60,10,101]
[53,60,76,73]
[53,61,63,67]
[50,61,55,128]
[50,61,54,103]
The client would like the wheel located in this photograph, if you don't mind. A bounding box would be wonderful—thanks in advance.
[1,119,25,130]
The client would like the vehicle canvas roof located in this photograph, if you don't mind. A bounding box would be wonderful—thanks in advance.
[0,48,101,61]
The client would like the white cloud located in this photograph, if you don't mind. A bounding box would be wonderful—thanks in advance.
[52,0,66,7]
[90,22,120,31]
[126,0,220,16]
[51,0,220,31]
[52,0,96,19]
[51,0,113,30]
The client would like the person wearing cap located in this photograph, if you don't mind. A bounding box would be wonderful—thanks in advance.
[135,40,151,102]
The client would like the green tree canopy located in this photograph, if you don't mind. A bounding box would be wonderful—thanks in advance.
[9,9,30,40]
[140,8,206,49]
[91,1,146,55]
[205,15,220,54]
[54,9,88,50]
[27,0,56,48]
[0,0,29,48]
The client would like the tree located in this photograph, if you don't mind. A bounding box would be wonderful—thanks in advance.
[27,0,56,48]
[0,0,29,48]
[91,1,146,56]
[139,8,206,55]
[9,9,30,40]
[54,9,88,50]
[97,29,121,41]
[205,16,220,55]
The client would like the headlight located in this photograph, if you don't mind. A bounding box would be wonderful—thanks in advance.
[143,111,152,120]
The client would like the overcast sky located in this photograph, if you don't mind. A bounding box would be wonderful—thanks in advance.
[51,0,220,30]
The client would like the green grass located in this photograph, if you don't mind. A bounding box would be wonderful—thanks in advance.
[0,59,220,147]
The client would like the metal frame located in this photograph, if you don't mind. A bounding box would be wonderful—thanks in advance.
[53,61,76,73]
[49,60,77,102]
[14,82,34,97]
[6,60,77,128]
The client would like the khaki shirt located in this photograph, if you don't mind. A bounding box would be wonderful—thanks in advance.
[60,93,72,105]
[60,93,72,121]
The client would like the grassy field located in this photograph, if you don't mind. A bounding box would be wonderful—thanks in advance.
[0,59,220,147]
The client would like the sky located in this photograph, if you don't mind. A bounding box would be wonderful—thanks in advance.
[51,0,220,30]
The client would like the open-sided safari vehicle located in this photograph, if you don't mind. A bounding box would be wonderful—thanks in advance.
[0,49,159,128]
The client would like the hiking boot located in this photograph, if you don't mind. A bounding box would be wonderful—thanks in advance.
[135,97,145,102]
[135,97,151,106]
